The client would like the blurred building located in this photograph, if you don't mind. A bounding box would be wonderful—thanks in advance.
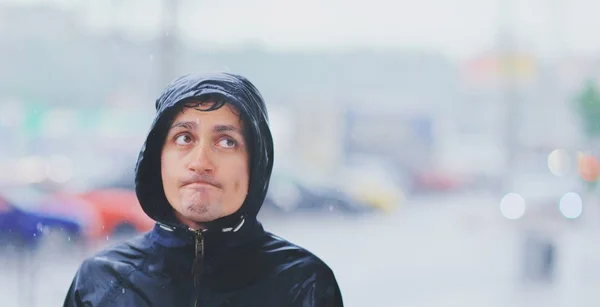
[1,3,598,189]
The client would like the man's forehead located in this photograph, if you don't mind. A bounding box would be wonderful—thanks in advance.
[171,104,244,130]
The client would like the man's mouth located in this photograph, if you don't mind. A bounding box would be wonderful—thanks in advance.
[184,181,219,189]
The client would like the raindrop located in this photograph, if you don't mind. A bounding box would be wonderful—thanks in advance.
[106,236,110,241]
[36,223,43,232]
[149,54,154,61]
[68,237,71,242]
[33,233,36,237]
[122,288,125,294]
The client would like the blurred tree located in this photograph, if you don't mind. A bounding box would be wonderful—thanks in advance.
[574,80,600,189]
[575,80,600,139]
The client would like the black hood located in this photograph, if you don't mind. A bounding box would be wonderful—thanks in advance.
[134,72,274,231]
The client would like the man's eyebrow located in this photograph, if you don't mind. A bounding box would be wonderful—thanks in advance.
[170,121,196,131]
[213,124,242,134]
[170,122,242,135]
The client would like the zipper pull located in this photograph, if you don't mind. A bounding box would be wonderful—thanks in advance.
[191,229,204,307]
[191,229,205,283]
[194,229,204,260]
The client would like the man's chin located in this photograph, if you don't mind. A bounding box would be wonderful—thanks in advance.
[183,204,222,221]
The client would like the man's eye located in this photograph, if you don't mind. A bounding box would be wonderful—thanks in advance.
[175,134,193,145]
[218,138,237,148]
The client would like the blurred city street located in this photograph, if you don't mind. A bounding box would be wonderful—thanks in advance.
[4,1,600,306]
[3,192,600,307]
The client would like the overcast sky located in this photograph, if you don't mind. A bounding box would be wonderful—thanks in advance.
[5,0,600,59]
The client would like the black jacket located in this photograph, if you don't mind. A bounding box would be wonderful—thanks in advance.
[64,73,343,307]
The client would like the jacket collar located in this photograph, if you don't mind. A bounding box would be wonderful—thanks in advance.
[149,215,265,252]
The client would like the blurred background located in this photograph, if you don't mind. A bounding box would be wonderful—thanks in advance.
[3,0,600,306]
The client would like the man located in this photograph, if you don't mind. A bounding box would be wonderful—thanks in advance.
[64,73,343,307]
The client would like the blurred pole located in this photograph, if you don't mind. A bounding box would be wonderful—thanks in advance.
[108,0,117,34]
[497,0,557,285]
[16,249,33,307]
[158,0,181,87]
[548,0,564,60]
[497,0,519,180]
[547,0,565,146]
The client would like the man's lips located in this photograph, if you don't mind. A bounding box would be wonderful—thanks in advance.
[184,181,217,188]
[182,179,222,189]
[180,174,223,189]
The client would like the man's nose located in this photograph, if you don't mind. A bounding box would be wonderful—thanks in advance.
[188,144,215,173]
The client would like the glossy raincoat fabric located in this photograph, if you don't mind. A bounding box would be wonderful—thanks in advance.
[63,73,344,307]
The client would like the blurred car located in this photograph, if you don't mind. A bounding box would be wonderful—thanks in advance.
[0,186,92,249]
[263,172,373,214]
[336,155,407,213]
[75,188,155,239]
[412,169,470,193]
[48,192,104,240]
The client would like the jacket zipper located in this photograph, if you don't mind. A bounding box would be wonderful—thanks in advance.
[191,229,205,307]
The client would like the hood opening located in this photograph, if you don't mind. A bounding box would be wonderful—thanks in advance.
[134,73,274,231]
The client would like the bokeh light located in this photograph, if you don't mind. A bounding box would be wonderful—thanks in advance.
[547,148,571,176]
[500,192,526,220]
[559,192,583,219]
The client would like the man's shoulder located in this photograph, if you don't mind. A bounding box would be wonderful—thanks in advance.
[66,233,157,307]
[78,233,152,277]
[255,232,342,305]
[260,232,335,276]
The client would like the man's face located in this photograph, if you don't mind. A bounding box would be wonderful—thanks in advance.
[161,102,249,229]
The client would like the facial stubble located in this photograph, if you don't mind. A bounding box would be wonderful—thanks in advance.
[181,187,223,221]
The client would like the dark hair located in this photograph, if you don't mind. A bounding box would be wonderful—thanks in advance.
[180,94,228,113]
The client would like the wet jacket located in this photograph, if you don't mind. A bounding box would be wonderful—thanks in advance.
[64,73,343,307]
